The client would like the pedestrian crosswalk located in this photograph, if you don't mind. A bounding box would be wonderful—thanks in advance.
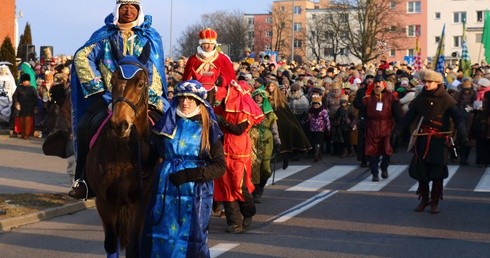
[208,163,490,257]
[272,163,490,193]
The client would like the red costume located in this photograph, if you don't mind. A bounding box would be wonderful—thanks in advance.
[213,80,264,202]
[182,28,236,104]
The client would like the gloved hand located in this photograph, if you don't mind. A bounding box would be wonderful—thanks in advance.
[169,170,188,186]
[169,167,203,186]
[274,143,281,156]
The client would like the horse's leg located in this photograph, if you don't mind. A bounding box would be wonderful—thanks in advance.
[97,199,120,257]
[125,202,146,258]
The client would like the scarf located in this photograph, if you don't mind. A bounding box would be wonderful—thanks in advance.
[176,105,201,118]
[476,86,490,101]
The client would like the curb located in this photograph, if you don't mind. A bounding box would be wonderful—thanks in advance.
[0,199,96,233]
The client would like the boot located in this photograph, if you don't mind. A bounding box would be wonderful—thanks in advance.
[414,182,430,212]
[340,147,348,158]
[430,179,443,214]
[314,144,321,162]
[252,184,264,203]
[348,146,356,157]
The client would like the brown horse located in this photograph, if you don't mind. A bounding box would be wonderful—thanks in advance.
[85,44,159,257]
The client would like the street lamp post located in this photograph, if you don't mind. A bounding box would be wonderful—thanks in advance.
[291,0,295,63]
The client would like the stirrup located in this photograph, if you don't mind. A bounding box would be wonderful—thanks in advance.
[71,179,89,200]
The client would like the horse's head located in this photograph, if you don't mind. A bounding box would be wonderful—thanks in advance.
[110,43,150,138]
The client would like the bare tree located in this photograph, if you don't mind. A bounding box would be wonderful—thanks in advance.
[329,0,406,64]
[175,10,251,61]
[270,4,293,56]
[306,12,345,62]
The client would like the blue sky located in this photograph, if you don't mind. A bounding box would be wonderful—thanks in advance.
[16,0,272,58]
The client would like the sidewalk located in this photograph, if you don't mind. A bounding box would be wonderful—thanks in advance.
[0,131,95,233]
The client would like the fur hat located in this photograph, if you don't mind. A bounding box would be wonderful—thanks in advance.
[311,95,322,105]
[199,28,218,45]
[420,69,443,83]
[410,78,420,87]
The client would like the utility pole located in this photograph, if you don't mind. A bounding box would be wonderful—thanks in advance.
[291,0,295,63]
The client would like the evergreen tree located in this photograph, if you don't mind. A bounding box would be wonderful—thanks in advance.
[17,23,34,62]
[0,36,19,80]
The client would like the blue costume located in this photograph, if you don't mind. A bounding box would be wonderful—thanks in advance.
[71,12,167,132]
[142,80,225,257]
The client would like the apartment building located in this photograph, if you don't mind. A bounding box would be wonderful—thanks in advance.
[246,0,487,65]
[0,0,16,48]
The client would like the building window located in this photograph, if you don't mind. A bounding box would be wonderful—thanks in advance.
[476,33,482,43]
[293,23,302,32]
[390,1,397,9]
[280,6,285,12]
[407,48,415,56]
[294,6,302,15]
[407,1,421,13]
[266,31,273,37]
[454,36,462,47]
[454,12,466,23]
[407,25,421,37]
[265,45,271,51]
[435,36,441,43]
[248,31,254,39]
[477,11,483,23]
[435,12,441,20]
[325,48,334,56]
[340,48,349,56]
[266,17,272,23]
[390,49,396,57]
[294,39,302,48]
[248,18,254,25]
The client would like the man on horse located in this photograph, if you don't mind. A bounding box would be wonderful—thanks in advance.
[69,0,168,199]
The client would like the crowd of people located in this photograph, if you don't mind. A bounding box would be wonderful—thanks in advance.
[1,0,490,256]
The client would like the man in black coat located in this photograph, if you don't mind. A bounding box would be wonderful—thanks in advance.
[394,69,468,214]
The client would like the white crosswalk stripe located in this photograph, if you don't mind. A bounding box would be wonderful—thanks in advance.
[271,190,338,223]
[210,243,239,258]
[408,165,459,191]
[347,165,408,191]
[475,167,490,192]
[267,165,309,186]
[286,165,357,192]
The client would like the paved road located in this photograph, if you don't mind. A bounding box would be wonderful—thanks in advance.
[1,134,489,257]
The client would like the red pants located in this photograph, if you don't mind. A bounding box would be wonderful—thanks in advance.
[17,116,34,138]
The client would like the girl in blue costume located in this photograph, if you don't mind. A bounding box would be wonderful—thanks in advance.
[142,80,225,257]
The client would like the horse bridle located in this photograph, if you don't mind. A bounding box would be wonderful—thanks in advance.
[112,60,149,115]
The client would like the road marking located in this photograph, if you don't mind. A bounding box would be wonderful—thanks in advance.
[286,165,357,192]
[272,190,338,223]
[347,165,408,191]
[210,243,239,258]
[408,165,459,191]
[267,165,310,186]
[475,167,490,192]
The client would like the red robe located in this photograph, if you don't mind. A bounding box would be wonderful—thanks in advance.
[213,81,264,202]
[182,51,236,102]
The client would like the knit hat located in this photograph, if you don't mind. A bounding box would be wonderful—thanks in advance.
[290,82,301,91]
[174,80,208,106]
[199,28,218,45]
[311,95,322,105]
[420,69,443,83]
[478,78,490,87]
[20,73,31,83]
[117,0,140,4]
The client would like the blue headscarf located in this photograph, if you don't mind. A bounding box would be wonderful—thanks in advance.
[153,80,222,144]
